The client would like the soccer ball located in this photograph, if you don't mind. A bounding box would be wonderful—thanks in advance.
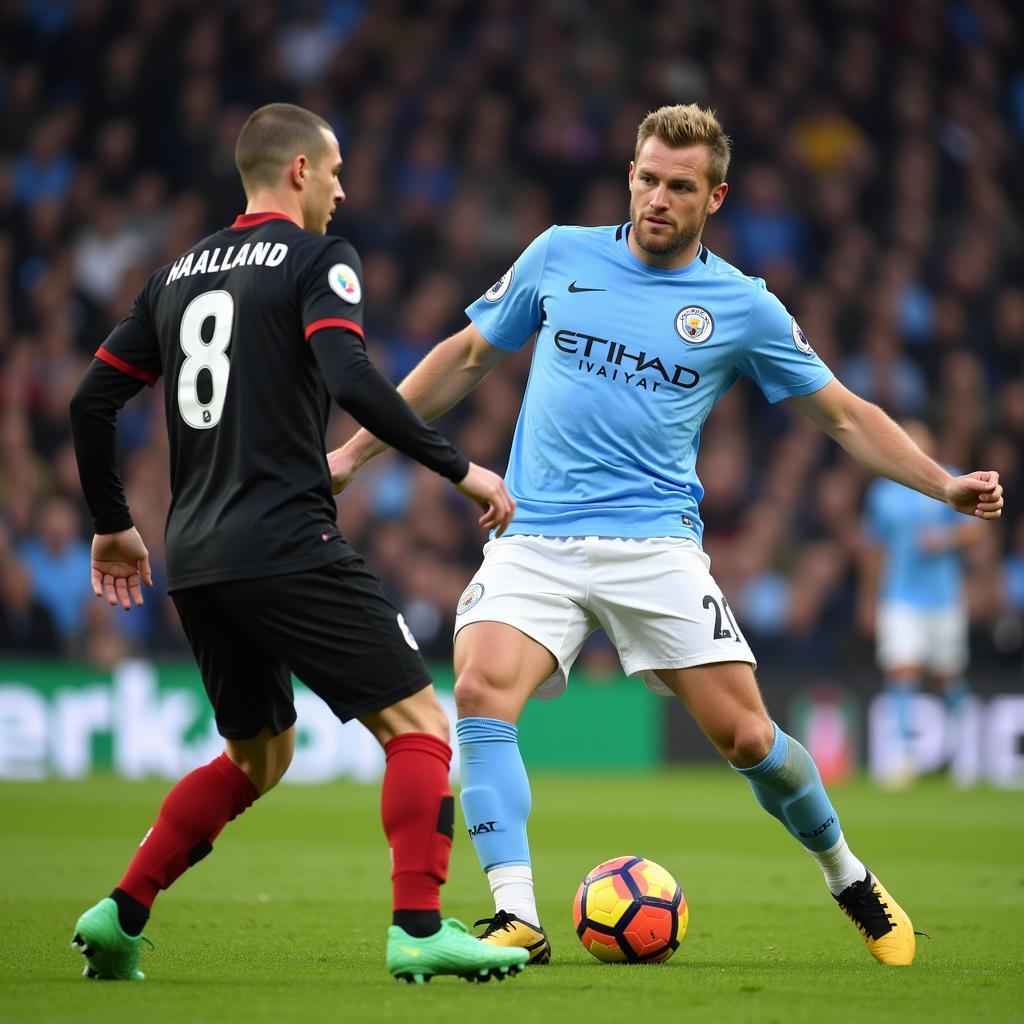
[573,855,688,963]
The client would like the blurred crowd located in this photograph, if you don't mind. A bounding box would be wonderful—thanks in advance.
[1,0,1022,674]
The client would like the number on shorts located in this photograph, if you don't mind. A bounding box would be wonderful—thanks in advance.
[177,290,234,429]
[703,594,743,643]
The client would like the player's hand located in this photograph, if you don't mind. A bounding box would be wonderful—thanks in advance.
[91,528,153,611]
[944,471,1003,520]
[327,446,357,495]
[455,462,516,536]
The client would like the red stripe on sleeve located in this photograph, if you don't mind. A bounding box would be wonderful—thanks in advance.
[305,318,365,344]
[95,347,159,386]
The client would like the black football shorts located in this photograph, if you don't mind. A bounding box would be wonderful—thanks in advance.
[171,553,432,739]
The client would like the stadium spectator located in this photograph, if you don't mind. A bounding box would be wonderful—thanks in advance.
[0,0,1021,673]
[0,555,59,655]
[17,496,92,643]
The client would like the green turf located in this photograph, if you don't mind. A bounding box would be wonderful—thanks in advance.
[2,770,1022,1024]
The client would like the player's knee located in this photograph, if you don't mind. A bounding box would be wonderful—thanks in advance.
[723,716,776,769]
[453,667,504,717]
[228,729,295,794]
[413,693,450,743]
[233,758,279,795]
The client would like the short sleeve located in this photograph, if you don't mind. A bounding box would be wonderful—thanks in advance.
[95,280,162,386]
[301,239,365,345]
[736,288,833,404]
[465,227,554,351]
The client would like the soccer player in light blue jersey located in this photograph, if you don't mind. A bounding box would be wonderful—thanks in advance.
[331,104,1004,966]
[860,420,984,787]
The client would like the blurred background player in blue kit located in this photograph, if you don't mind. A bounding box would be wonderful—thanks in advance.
[860,420,984,786]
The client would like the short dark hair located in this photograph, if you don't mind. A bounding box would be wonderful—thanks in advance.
[235,103,333,193]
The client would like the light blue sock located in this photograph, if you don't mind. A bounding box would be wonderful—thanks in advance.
[456,717,531,871]
[734,723,842,853]
[943,678,969,712]
[888,683,917,744]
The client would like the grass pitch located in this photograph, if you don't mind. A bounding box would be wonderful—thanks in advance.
[2,769,1022,1024]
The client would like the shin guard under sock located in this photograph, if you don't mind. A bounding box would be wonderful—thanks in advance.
[734,724,843,852]
[455,718,532,871]
[117,753,259,911]
[382,732,453,929]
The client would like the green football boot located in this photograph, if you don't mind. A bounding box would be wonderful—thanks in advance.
[70,898,152,980]
[387,917,529,984]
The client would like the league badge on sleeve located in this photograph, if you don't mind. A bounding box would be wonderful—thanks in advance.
[485,267,514,302]
[675,306,714,344]
[328,264,362,304]
[791,318,814,356]
[456,583,485,614]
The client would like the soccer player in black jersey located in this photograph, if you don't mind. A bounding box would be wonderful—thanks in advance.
[67,103,528,985]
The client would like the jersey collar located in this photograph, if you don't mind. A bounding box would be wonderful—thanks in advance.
[230,212,298,229]
[616,222,706,277]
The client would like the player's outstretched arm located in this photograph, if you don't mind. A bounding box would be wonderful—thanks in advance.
[311,326,515,532]
[328,322,508,492]
[786,379,1004,519]
[455,462,516,537]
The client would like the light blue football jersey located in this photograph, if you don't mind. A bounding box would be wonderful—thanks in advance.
[466,223,834,543]
[864,475,965,609]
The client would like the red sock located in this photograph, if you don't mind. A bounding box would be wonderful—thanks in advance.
[382,733,453,911]
[118,753,259,907]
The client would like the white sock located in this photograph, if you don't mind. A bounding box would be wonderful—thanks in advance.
[808,833,867,896]
[487,864,539,925]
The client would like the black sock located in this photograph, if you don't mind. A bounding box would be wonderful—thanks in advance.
[110,887,150,937]
[392,909,441,938]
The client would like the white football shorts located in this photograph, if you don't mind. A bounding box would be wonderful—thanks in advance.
[875,601,969,676]
[453,535,756,699]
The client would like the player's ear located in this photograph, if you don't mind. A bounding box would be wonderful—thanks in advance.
[627,160,635,189]
[707,181,728,215]
[289,153,308,190]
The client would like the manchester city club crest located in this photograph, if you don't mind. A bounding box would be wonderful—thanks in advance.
[456,582,485,614]
[675,306,714,343]
[791,318,814,355]
[485,266,514,302]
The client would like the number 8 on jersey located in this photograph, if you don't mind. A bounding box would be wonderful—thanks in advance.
[177,290,235,429]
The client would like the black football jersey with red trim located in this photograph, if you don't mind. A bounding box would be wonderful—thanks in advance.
[97,213,367,589]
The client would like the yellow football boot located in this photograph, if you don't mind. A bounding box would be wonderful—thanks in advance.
[835,871,916,965]
[474,910,551,965]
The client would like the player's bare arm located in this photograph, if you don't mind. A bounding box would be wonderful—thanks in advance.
[856,541,883,637]
[787,379,1004,520]
[918,518,987,554]
[328,322,509,489]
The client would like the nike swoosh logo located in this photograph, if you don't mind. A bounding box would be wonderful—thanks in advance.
[568,281,606,293]
[399,946,421,957]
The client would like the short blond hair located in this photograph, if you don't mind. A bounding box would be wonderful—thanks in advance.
[635,105,732,186]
